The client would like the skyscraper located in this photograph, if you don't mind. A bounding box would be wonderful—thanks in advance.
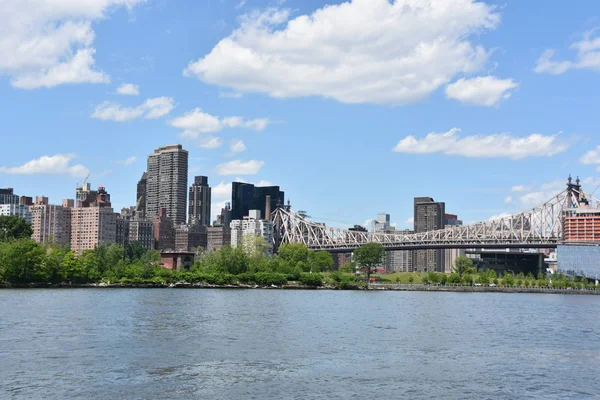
[188,176,211,226]
[145,144,189,225]
[413,197,445,272]
[136,172,147,219]
[231,182,284,221]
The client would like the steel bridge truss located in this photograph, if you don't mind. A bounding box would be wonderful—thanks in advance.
[272,186,595,251]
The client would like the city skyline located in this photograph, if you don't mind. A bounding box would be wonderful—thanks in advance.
[1,0,600,230]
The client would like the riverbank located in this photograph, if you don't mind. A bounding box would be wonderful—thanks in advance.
[2,282,599,295]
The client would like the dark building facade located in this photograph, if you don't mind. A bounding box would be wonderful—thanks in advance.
[0,188,19,205]
[413,197,445,272]
[188,176,211,226]
[152,208,175,251]
[231,182,284,221]
[136,172,147,219]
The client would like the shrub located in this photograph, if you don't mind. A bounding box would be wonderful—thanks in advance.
[254,272,288,286]
[299,272,323,287]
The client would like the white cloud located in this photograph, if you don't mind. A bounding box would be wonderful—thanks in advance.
[116,83,140,96]
[198,136,223,149]
[215,160,265,175]
[0,154,89,177]
[535,28,600,75]
[169,108,269,138]
[504,196,513,204]
[213,181,232,198]
[511,185,528,192]
[405,217,414,226]
[91,97,175,121]
[445,76,518,106]
[393,128,569,159]
[114,156,137,165]
[184,0,500,105]
[230,139,247,153]
[236,0,247,9]
[1,0,143,89]
[580,145,600,171]
[489,212,512,221]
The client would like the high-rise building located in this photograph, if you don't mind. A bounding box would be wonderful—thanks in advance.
[231,182,284,221]
[230,211,274,255]
[70,207,117,253]
[76,183,98,207]
[136,172,147,219]
[231,182,255,221]
[0,188,19,205]
[188,176,211,226]
[444,213,465,273]
[414,197,445,272]
[174,223,207,252]
[215,202,232,226]
[0,204,32,224]
[128,218,154,251]
[30,200,72,246]
[153,208,175,251]
[145,144,189,225]
[207,226,231,252]
[19,196,33,206]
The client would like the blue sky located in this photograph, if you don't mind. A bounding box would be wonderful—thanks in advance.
[1,0,600,229]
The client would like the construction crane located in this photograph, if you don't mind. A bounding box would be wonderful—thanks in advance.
[76,173,91,189]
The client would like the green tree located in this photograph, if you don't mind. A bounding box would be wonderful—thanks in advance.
[353,243,385,284]
[242,235,272,259]
[311,251,333,272]
[0,239,45,283]
[339,262,354,273]
[453,256,475,278]
[0,216,33,242]
[125,241,146,261]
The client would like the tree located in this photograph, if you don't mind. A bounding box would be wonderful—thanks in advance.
[453,256,475,278]
[241,235,272,259]
[353,243,385,284]
[339,262,354,273]
[311,251,333,272]
[349,225,368,232]
[0,239,45,283]
[0,216,33,242]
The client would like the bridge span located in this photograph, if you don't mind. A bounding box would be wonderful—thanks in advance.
[272,177,597,252]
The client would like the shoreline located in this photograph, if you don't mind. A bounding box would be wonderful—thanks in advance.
[1,282,599,295]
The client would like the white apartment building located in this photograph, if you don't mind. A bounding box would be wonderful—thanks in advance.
[0,204,32,224]
[230,212,274,256]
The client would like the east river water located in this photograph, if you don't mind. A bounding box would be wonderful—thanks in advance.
[1,289,599,399]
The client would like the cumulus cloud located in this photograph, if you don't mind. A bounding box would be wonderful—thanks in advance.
[169,108,269,138]
[1,0,143,89]
[116,83,140,96]
[0,154,89,177]
[114,156,137,165]
[91,97,175,121]
[535,28,600,74]
[504,196,514,204]
[445,76,518,106]
[393,128,569,159]
[215,160,265,175]
[405,217,414,226]
[230,139,247,153]
[184,0,500,105]
[580,145,600,171]
[198,136,223,149]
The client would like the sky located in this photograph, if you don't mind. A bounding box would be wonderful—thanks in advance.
[1,0,600,230]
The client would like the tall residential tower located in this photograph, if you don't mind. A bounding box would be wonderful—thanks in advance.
[145,144,189,225]
[188,176,211,226]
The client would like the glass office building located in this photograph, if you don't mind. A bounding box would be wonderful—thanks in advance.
[557,245,600,280]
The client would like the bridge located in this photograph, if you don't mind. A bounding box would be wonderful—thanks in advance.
[271,177,598,252]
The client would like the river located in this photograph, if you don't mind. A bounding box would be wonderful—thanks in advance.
[1,289,599,399]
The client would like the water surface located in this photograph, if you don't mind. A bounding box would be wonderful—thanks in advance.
[1,289,599,399]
